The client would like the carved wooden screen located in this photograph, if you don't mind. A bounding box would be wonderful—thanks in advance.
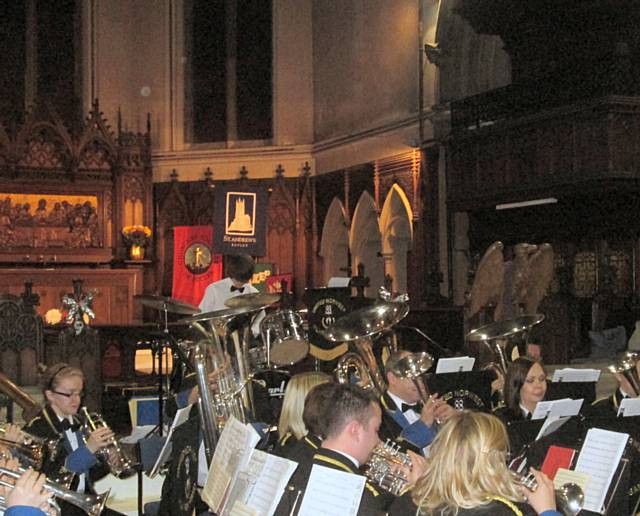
[0,286,43,385]
[0,101,151,264]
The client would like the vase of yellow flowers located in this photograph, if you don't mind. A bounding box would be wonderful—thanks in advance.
[122,225,152,260]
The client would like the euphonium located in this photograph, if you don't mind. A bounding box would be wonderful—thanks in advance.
[0,465,110,516]
[364,440,413,495]
[517,471,584,516]
[334,339,388,398]
[0,425,61,469]
[80,408,138,479]
[608,351,640,396]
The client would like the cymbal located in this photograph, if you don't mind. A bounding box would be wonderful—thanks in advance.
[134,294,200,315]
[178,304,258,324]
[224,293,280,310]
[321,301,410,342]
[466,314,545,342]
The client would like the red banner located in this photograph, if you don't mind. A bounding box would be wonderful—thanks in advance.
[172,226,223,306]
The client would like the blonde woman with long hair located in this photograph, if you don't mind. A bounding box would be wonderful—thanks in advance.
[391,411,559,516]
[275,372,331,456]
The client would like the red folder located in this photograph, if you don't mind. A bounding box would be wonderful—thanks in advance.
[541,445,575,480]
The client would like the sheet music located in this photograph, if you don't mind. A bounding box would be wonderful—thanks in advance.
[297,465,365,516]
[535,415,571,441]
[574,428,629,513]
[202,416,261,513]
[148,404,193,478]
[617,397,640,417]
[552,368,601,382]
[224,450,298,516]
[531,398,582,420]
[435,356,475,373]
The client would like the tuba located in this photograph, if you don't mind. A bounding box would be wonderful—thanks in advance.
[517,471,584,516]
[80,408,138,479]
[0,465,109,516]
[193,335,246,464]
[608,351,640,396]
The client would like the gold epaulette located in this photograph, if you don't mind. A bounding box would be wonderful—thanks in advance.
[490,496,523,516]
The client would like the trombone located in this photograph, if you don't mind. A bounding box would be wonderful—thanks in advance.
[0,465,109,516]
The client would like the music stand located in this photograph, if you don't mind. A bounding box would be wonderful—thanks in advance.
[134,295,200,436]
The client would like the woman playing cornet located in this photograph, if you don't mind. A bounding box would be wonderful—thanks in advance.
[24,364,121,516]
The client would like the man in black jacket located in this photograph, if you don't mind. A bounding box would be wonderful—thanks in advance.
[274,384,392,516]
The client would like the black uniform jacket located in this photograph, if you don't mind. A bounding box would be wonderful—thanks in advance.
[388,495,539,515]
[25,405,109,492]
[273,447,390,516]
[273,433,322,465]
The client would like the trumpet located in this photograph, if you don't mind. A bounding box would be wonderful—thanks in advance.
[0,425,61,470]
[364,440,413,496]
[0,466,109,516]
[80,408,138,479]
[517,471,584,516]
[608,351,640,396]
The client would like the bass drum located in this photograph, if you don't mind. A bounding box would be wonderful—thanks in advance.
[252,369,291,423]
[158,416,199,516]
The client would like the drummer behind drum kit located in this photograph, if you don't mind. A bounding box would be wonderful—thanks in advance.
[135,291,313,464]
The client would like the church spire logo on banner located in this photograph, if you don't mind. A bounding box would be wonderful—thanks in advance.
[214,186,267,256]
[226,192,256,235]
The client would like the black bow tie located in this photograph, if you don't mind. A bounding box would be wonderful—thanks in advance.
[60,419,81,432]
[401,402,423,413]
[230,286,245,293]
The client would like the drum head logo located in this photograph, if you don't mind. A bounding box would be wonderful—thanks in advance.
[184,242,212,274]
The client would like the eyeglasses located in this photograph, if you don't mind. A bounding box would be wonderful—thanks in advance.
[51,390,84,399]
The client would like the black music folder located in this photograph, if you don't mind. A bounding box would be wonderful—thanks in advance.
[547,380,597,405]
[426,370,493,412]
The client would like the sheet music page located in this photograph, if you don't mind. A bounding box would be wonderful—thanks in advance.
[535,415,571,441]
[297,465,365,516]
[549,398,583,418]
[202,416,260,513]
[532,398,569,420]
[574,428,629,513]
[617,397,640,417]
[148,404,193,478]
[224,450,298,516]
[435,356,475,373]
[552,368,601,382]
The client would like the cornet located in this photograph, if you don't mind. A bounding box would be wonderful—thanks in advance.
[608,351,640,396]
[80,408,138,479]
[364,440,413,496]
[0,465,109,516]
[0,425,61,470]
[517,471,584,516]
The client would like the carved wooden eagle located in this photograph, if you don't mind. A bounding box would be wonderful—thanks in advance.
[466,241,554,322]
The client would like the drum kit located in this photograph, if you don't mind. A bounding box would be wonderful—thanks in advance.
[133,292,314,421]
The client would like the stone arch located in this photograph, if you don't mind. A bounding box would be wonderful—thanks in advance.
[379,184,413,294]
[350,191,384,297]
[319,197,349,285]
